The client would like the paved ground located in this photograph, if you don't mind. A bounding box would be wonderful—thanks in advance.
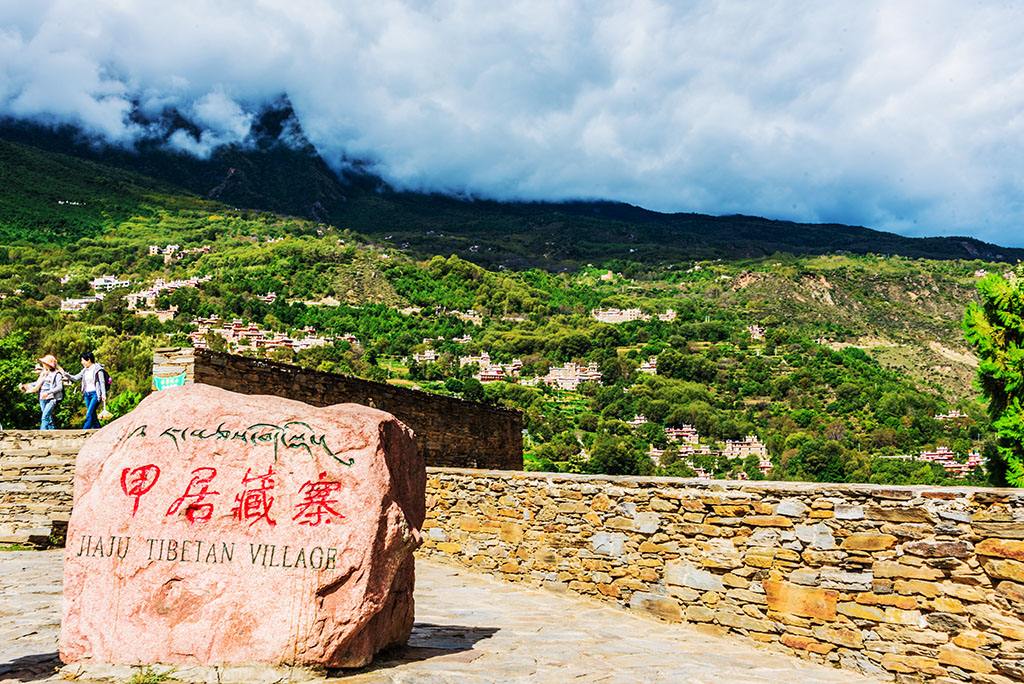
[1,550,880,683]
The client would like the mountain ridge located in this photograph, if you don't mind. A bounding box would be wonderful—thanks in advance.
[1,106,1020,267]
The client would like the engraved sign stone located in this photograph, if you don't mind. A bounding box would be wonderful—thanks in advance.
[59,383,425,668]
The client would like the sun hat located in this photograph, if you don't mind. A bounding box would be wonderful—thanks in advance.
[38,354,58,369]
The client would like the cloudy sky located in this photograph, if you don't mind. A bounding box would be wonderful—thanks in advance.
[2,1,1023,245]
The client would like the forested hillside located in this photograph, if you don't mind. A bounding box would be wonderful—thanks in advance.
[0,135,1005,486]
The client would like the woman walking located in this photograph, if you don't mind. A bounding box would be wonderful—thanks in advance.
[22,354,64,430]
[65,351,107,429]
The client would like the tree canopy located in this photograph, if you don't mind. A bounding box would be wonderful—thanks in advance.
[964,273,1024,485]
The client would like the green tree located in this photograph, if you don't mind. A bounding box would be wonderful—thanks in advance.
[204,331,227,352]
[586,435,653,476]
[964,273,1024,485]
[461,378,485,402]
[0,332,38,428]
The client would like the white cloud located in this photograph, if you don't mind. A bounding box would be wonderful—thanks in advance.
[1,0,1023,245]
[164,89,255,157]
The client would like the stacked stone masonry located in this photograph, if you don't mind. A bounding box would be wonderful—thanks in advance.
[0,430,89,545]
[422,468,1024,683]
[152,348,523,470]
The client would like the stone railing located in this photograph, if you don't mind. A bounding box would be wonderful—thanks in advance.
[421,468,1024,682]
[0,430,90,545]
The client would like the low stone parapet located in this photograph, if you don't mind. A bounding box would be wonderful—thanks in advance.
[0,430,90,545]
[421,468,1024,682]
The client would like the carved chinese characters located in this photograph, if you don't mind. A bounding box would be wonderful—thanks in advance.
[60,383,425,669]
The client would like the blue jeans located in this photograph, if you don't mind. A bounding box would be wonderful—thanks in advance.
[83,391,100,429]
[39,398,57,430]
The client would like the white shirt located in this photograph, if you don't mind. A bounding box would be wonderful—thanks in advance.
[69,364,106,400]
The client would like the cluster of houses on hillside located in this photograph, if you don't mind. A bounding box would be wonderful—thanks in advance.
[60,295,104,312]
[410,346,524,384]
[427,307,484,325]
[60,273,131,311]
[149,244,212,263]
[409,347,605,390]
[189,316,356,354]
[89,274,131,291]
[528,362,604,390]
[411,348,440,364]
[420,335,473,346]
[450,309,484,325]
[665,424,699,444]
[408,353,666,389]
[459,352,524,383]
[60,272,214,313]
[723,434,770,459]
[632,417,773,479]
[638,357,658,374]
[879,447,984,479]
[126,276,212,310]
[409,338,470,364]
[410,307,485,325]
[591,308,677,324]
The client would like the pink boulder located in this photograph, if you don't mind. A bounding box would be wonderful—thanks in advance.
[59,383,425,668]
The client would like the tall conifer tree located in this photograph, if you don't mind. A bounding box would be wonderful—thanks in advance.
[964,273,1024,485]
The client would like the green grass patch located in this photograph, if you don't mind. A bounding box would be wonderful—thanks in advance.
[0,543,36,551]
[126,666,174,684]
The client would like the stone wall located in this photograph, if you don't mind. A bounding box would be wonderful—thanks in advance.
[152,347,522,470]
[422,468,1024,683]
[0,430,89,545]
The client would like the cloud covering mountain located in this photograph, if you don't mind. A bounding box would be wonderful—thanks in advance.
[2,1,1023,245]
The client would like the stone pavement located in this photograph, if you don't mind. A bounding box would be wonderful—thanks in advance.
[1,550,881,683]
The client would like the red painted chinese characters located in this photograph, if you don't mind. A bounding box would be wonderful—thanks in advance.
[122,463,348,528]
[232,466,277,527]
[165,466,220,523]
[119,465,160,516]
[293,471,344,526]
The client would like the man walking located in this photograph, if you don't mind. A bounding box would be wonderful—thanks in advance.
[66,352,108,429]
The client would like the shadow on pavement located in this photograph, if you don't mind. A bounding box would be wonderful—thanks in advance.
[0,652,60,682]
[338,623,500,675]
